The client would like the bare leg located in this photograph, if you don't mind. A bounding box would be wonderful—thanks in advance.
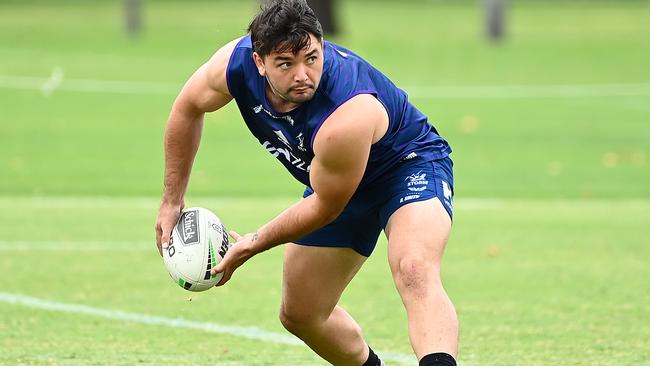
[385,198,459,360]
[280,243,370,366]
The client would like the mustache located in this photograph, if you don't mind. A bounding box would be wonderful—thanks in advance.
[289,83,314,91]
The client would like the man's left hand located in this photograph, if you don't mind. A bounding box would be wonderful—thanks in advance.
[211,230,256,286]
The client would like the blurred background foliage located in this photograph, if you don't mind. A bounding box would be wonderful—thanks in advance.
[1,0,648,198]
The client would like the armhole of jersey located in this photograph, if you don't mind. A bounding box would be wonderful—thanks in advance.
[225,37,249,97]
[309,90,379,149]
[372,96,392,146]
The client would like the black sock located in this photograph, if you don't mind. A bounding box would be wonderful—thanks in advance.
[362,346,382,366]
[419,352,457,366]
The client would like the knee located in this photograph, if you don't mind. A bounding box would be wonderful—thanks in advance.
[278,303,324,335]
[392,256,441,299]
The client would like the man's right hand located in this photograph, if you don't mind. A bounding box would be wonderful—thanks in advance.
[155,201,184,256]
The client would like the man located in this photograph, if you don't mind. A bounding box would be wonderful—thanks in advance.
[155,1,458,365]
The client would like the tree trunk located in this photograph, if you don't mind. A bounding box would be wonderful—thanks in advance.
[484,0,505,42]
[307,0,338,36]
[124,0,142,37]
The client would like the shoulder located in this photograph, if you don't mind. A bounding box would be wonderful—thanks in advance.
[174,37,246,113]
[317,42,382,108]
[326,94,387,132]
[313,94,388,155]
[204,36,248,95]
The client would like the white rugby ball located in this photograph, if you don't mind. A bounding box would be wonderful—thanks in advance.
[163,207,230,292]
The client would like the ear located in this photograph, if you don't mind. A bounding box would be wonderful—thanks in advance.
[252,52,266,77]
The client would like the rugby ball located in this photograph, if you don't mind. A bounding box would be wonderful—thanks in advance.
[163,207,230,292]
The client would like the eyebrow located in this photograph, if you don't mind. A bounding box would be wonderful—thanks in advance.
[274,55,293,62]
[273,49,320,62]
[305,49,319,57]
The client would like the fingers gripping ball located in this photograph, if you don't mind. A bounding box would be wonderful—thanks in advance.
[162,207,231,292]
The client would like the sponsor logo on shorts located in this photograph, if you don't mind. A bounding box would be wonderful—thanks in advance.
[405,171,429,192]
[176,210,199,245]
[399,194,421,203]
[442,180,453,209]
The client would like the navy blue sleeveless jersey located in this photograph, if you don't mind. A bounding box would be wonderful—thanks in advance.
[226,36,451,188]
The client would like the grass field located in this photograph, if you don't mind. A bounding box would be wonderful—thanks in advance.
[1,1,649,365]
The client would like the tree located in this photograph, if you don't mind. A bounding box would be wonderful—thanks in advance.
[124,0,142,37]
[484,0,506,42]
[307,0,338,35]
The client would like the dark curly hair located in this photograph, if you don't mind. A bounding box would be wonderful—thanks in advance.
[248,0,323,58]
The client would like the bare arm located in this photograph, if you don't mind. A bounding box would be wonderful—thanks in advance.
[213,94,389,283]
[256,94,386,244]
[155,38,241,255]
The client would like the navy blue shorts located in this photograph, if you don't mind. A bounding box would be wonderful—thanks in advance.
[294,157,454,257]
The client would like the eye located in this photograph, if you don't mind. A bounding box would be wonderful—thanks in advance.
[279,62,290,70]
[306,56,317,64]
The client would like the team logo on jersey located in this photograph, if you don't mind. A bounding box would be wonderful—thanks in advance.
[252,104,294,125]
[405,171,428,192]
[296,132,306,151]
[274,130,292,148]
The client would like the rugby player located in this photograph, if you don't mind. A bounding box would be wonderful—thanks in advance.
[155,1,457,365]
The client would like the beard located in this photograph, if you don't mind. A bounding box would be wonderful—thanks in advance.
[267,77,317,104]
[285,85,316,103]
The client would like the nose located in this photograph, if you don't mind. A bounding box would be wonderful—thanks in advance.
[293,64,308,83]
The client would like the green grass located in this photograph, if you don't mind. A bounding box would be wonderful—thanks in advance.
[1,0,649,365]
[1,197,649,365]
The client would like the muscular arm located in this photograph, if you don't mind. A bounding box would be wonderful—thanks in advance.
[251,94,387,252]
[161,39,239,205]
[212,94,388,283]
[156,38,240,253]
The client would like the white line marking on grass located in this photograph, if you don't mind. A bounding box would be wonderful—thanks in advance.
[0,292,417,365]
[0,196,163,209]
[0,240,151,252]
[2,196,648,211]
[0,292,301,345]
[40,67,64,96]
[0,196,507,210]
[2,74,650,98]
[0,75,178,95]
[406,83,650,99]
